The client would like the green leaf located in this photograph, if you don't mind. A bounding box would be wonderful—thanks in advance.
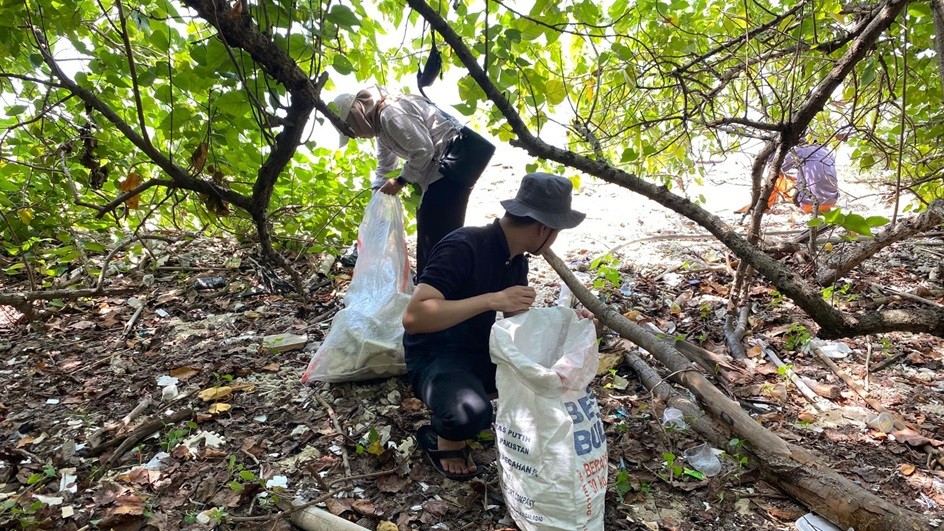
[841,213,872,236]
[327,5,360,28]
[683,468,705,480]
[806,217,825,228]
[332,55,354,75]
[865,215,890,228]
[823,208,844,225]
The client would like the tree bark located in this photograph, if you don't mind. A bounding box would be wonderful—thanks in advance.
[544,249,931,531]
[933,0,944,91]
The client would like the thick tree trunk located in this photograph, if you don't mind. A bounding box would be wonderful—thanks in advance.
[544,249,931,531]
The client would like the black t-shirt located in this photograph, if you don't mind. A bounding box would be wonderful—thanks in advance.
[403,220,528,363]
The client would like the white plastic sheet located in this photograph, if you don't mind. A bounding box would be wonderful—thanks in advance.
[489,307,606,530]
[302,194,412,383]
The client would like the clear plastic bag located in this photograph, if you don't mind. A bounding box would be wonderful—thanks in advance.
[301,194,412,383]
[682,443,722,477]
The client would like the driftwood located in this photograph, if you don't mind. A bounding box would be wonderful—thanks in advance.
[544,248,930,531]
[799,377,842,399]
[868,350,908,373]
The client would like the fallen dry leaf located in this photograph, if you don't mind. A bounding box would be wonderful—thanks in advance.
[170,366,200,380]
[352,499,381,517]
[797,411,817,423]
[596,352,624,375]
[422,499,449,517]
[111,493,145,515]
[325,498,354,516]
[117,467,161,486]
[117,172,143,208]
[376,473,409,493]
[208,403,231,414]
[198,386,233,401]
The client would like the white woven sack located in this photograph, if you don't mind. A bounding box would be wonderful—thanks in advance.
[489,306,606,530]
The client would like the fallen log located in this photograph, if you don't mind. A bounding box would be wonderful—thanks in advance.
[544,249,931,531]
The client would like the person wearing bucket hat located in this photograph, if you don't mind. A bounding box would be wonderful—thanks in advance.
[401,172,585,481]
[329,86,495,276]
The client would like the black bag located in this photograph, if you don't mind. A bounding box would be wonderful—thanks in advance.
[439,126,496,188]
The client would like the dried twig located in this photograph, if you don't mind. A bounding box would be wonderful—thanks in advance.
[757,341,830,412]
[812,347,906,423]
[315,394,352,477]
[123,297,146,336]
[89,408,193,460]
[871,284,944,309]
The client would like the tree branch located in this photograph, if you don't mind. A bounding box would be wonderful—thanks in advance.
[817,199,944,285]
[30,26,252,212]
[96,179,177,219]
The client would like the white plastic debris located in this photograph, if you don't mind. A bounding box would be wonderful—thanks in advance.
[46,398,60,405]
[810,339,852,359]
[683,443,723,477]
[795,512,841,531]
[161,384,179,401]
[156,375,179,387]
[266,475,288,489]
[183,431,226,452]
[866,411,896,433]
[34,495,63,506]
[662,407,688,429]
[145,452,170,470]
[58,470,77,494]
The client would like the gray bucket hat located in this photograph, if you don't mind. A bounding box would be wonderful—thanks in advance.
[330,92,356,147]
[500,172,585,229]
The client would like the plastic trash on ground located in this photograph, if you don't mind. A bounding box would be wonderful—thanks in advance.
[795,512,841,531]
[810,339,852,359]
[682,443,722,477]
[301,194,412,383]
[662,407,688,430]
[490,307,606,531]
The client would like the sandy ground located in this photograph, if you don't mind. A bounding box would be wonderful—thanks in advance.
[459,134,888,277]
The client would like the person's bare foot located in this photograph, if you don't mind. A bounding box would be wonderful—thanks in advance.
[437,437,476,476]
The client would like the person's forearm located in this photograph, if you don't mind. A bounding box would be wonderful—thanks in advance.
[403,293,495,334]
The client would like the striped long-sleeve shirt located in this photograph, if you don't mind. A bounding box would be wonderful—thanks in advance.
[373,95,462,191]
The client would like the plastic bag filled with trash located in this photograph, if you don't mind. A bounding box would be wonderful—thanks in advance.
[490,307,606,530]
[302,194,412,383]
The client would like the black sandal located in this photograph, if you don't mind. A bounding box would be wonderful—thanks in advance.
[416,425,480,481]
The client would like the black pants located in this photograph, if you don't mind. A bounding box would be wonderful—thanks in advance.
[410,349,496,441]
[415,177,474,277]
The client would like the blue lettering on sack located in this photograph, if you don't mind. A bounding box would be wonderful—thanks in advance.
[573,419,606,456]
[565,390,605,456]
